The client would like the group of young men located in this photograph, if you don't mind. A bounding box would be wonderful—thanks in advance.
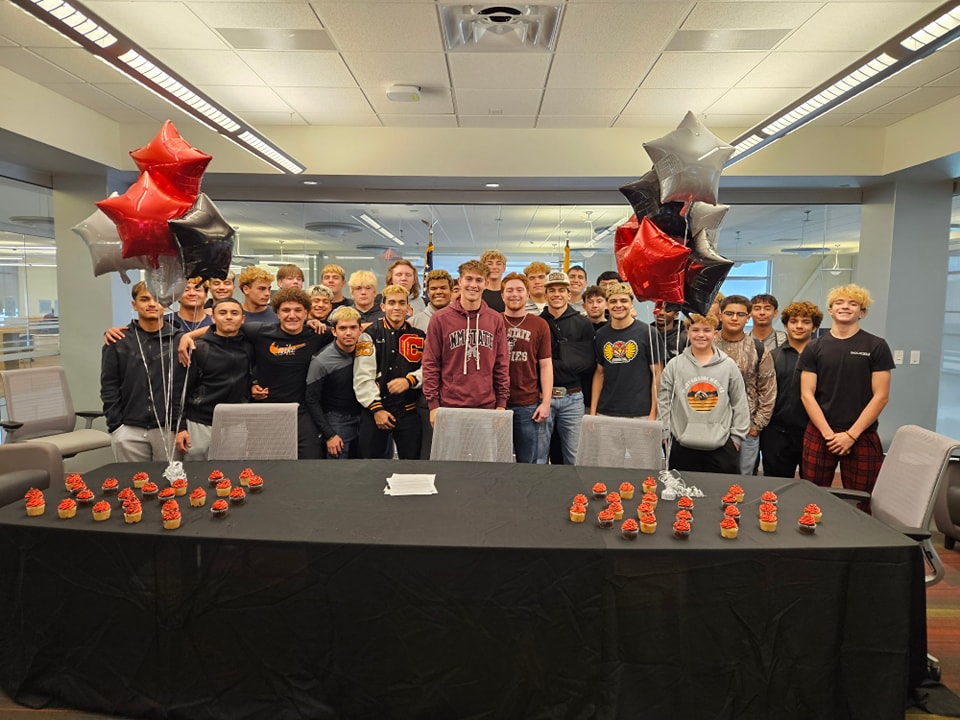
[100,252,894,499]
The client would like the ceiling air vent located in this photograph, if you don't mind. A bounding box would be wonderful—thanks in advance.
[439,3,563,52]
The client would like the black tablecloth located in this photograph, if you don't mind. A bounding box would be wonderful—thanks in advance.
[0,461,925,720]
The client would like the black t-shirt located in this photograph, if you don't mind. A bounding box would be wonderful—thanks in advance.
[244,323,333,404]
[482,289,505,313]
[796,329,895,432]
[593,321,655,417]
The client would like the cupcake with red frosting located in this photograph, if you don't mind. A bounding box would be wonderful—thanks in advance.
[208,469,224,487]
[758,502,777,517]
[637,501,654,519]
[157,487,176,503]
[67,475,86,496]
[798,513,817,534]
[619,482,635,500]
[57,497,77,519]
[761,491,778,506]
[728,484,745,503]
[171,478,188,497]
[92,500,111,521]
[609,501,624,520]
[673,518,691,539]
[141,481,159,500]
[621,518,640,539]
[592,483,607,499]
[117,487,136,505]
[25,488,45,516]
[721,492,738,508]
[676,509,693,526]
[598,508,615,528]
[724,505,741,525]
[123,499,142,524]
[211,499,228,518]
[64,473,83,492]
[229,486,246,505]
[216,479,231,497]
[239,467,256,486]
[162,501,181,530]
[248,476,264,494]
[640,513,657,534]
[189,487,207,508]
[642,476,657,496]
[641,492,658,510]
[606,491,621,504]
[76,488,95,506]
[569,502,587,523]
[720,517,738,539]
[101,477,119,495]
[759,512,778,532]
[804,503,822,523]
[677,496,694,512]
[573,493,588,506]
[132,471,149,489]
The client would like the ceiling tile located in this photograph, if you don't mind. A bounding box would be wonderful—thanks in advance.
[536,116,614,128]
[188,2,322,29]
[557,3,689,53]
[621,87,725,115]
[547,52,658,89]
[365,86,454,114]
[691,114,766,128]
[881,51,960,87]
[459,115,536,128]
[86,2,231,50]
[614,114,694,129]
[828,84,913,114]
[94,82,178,119]
[238,50,356,87]
[380,115,458,128]
[341,52,448,88]
[152,49,264,86]
[777,2,940,53]
[642,52,766,88]
[872,86,960,114]
[541,88,634,115]
[0,47,83,84]
[682,2,822,30]
[449,54,550,90]
[707,86,807,115]
[200,85,293,112]
[310,2,440,52]
[0,3,74,48]
[737,51,863,89]
[928,67,960,88]
[30,47,126,84]
[844,112,911,126]
[803,111,862,128]
[274,86,374,117]
[0,36,18,48]
[454,89,543,116]
[233,110,307,126]
[46,83,156,123]
[300,110,381,126]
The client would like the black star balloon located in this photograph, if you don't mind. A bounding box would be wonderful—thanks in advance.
[169,193,235,283]
[681,230,734,317]
[618,170,661,222]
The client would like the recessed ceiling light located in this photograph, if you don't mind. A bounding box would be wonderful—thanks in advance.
[485,183,500,188]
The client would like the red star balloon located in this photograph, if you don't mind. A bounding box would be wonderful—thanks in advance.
[614,215,638,256]
[96,170,192,262]
[129,120,211,201]
[616,216,691,304]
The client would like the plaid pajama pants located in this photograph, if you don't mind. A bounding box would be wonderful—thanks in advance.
[800,422,883,509]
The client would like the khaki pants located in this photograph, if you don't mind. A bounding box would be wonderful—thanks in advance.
[110,424,181,463]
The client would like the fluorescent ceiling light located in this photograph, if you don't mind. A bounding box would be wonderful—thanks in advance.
[354,214,405,246]
[9,0,305,174]
[728,0,960,166]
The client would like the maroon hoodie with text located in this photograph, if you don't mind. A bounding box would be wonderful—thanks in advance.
[422,296,510,411]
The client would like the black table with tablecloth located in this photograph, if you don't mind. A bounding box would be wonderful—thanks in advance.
[0,461,925,720]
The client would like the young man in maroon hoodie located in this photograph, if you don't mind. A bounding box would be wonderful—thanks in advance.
[422,259,510,427]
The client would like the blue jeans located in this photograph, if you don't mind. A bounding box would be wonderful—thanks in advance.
[545,391,584,465]
[511,403,548,464]
[325,411,359,460]
[738,433,760,475]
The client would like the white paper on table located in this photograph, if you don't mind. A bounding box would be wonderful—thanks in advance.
[384,473,438,496]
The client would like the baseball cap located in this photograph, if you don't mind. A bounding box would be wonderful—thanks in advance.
[544,270,570,287]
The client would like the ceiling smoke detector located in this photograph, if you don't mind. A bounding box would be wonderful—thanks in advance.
[439,3,563,52]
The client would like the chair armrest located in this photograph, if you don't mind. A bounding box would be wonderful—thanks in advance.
[0,420,24,440]
[0,442,63,485]
[827,488,871,504]
[887,524,932,542]
[75,410,104,430]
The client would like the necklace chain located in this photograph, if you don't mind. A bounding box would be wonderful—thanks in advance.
[503,312,527,328]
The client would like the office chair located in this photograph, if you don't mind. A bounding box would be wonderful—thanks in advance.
[575,415,664,470]
[207,403,299,460]
[429,408,515,463]
[0,441,62,507]
[0,367,110,460]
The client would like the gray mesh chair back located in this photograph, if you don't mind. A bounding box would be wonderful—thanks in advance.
[207,403,299,460]
[0,367,110,458]
[575,414,664,469]
[429,408,515,463]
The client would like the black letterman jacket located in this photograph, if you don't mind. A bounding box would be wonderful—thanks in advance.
[354,318,425,416]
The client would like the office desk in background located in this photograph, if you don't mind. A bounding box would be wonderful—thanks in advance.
[0,461,925,720]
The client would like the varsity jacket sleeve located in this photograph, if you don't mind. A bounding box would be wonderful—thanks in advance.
[100,341,123,433]
[753,349,777,432]
[353,333,382,411]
